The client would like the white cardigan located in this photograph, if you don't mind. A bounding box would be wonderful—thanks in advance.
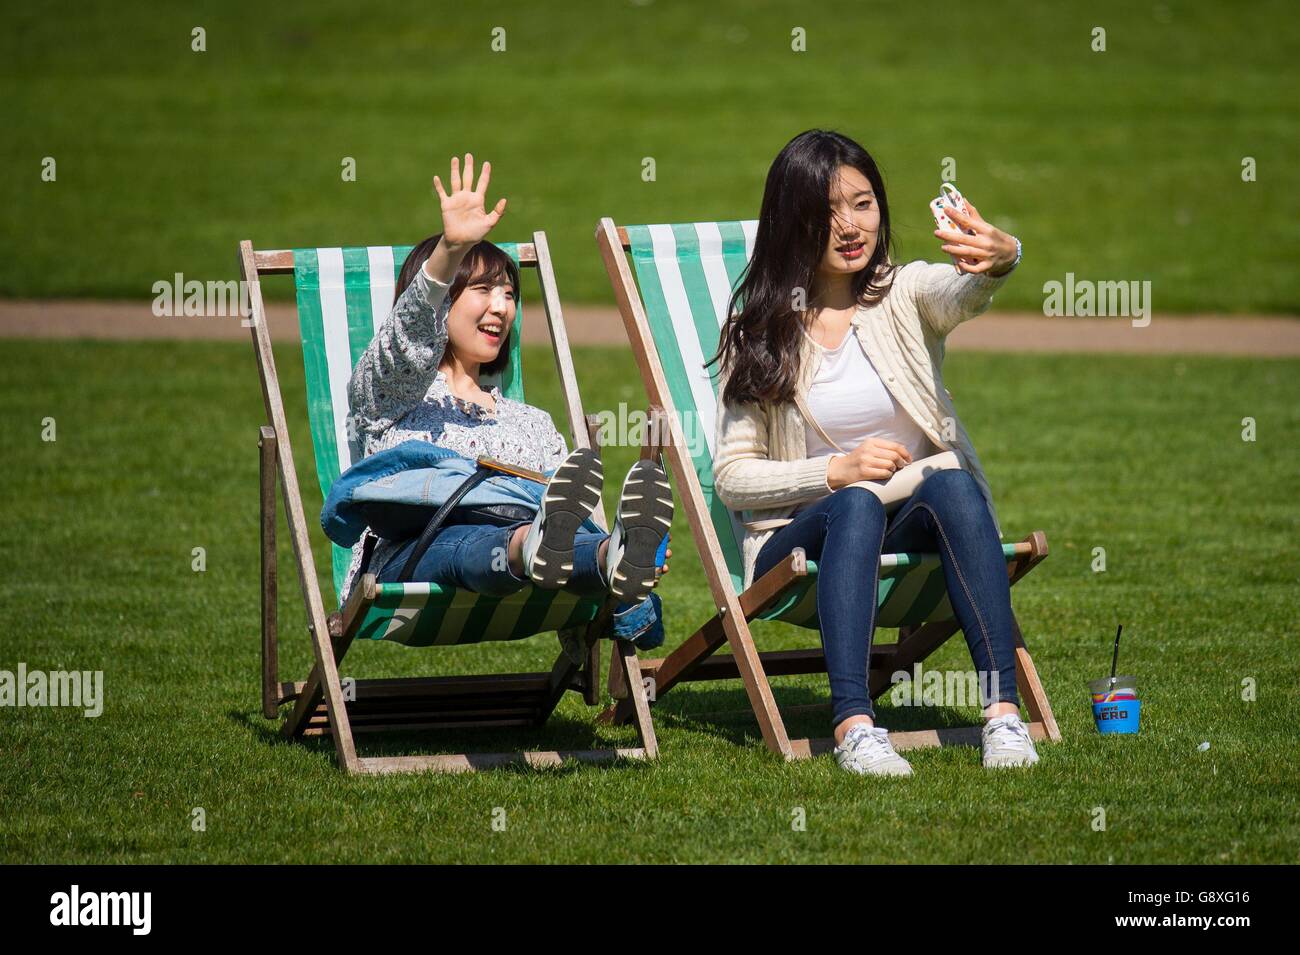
[712,260,1011,590]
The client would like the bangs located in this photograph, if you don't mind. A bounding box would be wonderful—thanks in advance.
[453,242,520,297]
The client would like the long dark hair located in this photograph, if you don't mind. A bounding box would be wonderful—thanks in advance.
[707,129,897,406]
[396,234,521,377]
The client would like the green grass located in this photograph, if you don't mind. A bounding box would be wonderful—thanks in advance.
[1,338,1297,863]
[1,0,1298,311]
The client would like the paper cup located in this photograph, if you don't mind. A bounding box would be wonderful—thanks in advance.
[1089,675,1140,734]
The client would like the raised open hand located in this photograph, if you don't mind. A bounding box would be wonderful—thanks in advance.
[432,154,508,249]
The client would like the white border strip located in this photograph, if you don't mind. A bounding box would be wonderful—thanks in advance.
[315,247,354,476]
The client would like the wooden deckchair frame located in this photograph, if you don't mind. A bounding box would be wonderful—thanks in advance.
[594,217,1061,760]
[240,233,658,774]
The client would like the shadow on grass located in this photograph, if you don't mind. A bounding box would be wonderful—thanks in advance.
[647,682,985,746]
[226,707,652,778]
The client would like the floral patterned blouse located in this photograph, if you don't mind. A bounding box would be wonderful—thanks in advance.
[339,264,570,601]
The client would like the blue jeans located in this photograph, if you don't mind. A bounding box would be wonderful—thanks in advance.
[376,523,664,648]
[753,469,1019,726]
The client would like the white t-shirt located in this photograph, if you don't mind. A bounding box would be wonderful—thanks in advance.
[803,329,936,463]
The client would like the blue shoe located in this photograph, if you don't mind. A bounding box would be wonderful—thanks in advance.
[521,447,603,589]
[602,459,674,603]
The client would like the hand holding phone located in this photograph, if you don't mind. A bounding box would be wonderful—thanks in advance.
[930,182,976,271]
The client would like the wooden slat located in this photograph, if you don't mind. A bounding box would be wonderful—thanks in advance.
[616,638,659,757]
[282,672,554,701]
[241,240,359,771]
[526,231,618,729]
[313,696,543,715]
[534,231,592,457]
[254,244,540,277]
[306,714,537,731]
[258,426,279,719]
[538,642,593,722]
[597,218,793,758]
[303,720,536,736]
[1012,623,1061,741]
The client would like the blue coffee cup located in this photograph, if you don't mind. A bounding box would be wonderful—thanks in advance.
[1088,676,1140,734]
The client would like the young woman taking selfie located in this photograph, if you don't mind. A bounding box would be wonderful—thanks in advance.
[709,129,1036,776]
[341,155,673,642]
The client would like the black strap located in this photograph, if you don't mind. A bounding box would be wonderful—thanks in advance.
[396,465,497,583]
[356,532,379,579]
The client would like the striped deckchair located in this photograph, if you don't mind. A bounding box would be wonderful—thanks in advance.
[239,233,657,775]
[595,218,1060,760]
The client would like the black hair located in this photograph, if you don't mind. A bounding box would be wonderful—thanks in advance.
[395,235,521,377]
[706,129,897,406]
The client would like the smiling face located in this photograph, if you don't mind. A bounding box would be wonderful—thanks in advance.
[818,164,881,278]
[445,268,517,368]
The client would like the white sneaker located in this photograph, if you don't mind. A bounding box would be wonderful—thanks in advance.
[833,724,914,777]
[982,713,1040,768]
[602,459,674,603]
[521,447,603,589]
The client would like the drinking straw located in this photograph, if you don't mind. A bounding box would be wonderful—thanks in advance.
[1105,624,1123,702]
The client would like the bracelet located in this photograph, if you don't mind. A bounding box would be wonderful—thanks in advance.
[990,237,1022,278]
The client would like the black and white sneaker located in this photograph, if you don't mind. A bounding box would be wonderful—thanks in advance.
[602,459,674,603]
[521,447,604,589]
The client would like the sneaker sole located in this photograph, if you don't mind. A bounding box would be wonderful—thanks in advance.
[527,447,604,590]
[983,754,1040,769]
[608,460,674,603]
[835,757,914,777]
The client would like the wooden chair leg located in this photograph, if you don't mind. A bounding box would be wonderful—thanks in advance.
[616,639,658,758]
[259,426,279,720]
[607,640,629,700]
[583,636,601,706]
[537,640,586,724]
[243,241,359,773]
[282,614,356,739]
[1011,611,1061,741]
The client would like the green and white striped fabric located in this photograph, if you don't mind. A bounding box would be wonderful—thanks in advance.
[291,245,602,645]
[625,221,1020,630]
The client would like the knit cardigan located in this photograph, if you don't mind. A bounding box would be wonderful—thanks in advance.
[712,259,1012,590]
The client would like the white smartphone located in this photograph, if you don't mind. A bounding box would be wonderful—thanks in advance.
[929,182,975,268]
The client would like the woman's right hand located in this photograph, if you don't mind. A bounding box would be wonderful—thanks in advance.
[432,154,508,250]
[423,155,509,284]
[826,437,913,489]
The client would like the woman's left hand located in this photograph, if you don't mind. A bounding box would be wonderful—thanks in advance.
[657,547,672,579]
[933,201,1018,276]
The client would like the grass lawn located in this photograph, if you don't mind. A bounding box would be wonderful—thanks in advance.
[2,0,1298,312]
[1,337,1297,864]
